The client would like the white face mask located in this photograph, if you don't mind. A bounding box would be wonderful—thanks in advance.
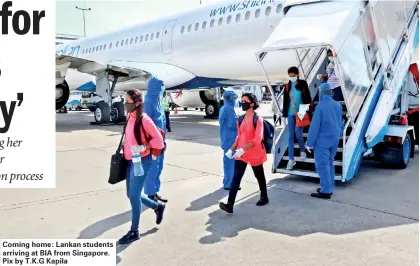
[328,56,334,62]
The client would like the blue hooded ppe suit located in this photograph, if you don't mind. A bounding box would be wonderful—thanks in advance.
[306,83,343,194]
[143,77,166,196]
[218,90,238,189]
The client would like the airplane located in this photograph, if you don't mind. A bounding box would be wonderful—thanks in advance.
[56,0,296,124]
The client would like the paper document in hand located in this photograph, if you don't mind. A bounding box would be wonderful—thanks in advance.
[298,104,310,120]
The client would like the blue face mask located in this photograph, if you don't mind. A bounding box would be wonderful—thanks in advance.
[289,77,298,83]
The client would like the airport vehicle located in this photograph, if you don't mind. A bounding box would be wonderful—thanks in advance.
[169,85,263,115]
[56,0,298,124]
[256,0,419,181]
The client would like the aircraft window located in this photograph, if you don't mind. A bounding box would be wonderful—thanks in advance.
[236,13,241,22]
[210,19,215,27]
[188,24,192,32]
[245,11,250,20]
[276,4,282,13]
[116,41,119,47]
[140,36,143,42]
[103,45,106,51]
[265,6,271,16]
[121,40,124,46]
[202,21,207,29]
[130,38,134,44]
[218,17,223,26]
[156,32,160,39]
[195,23,199,31]
[96,46,99,52]
[181,26,185,33]
[145,34,149,41]
[100,45,103,51]
[151,33,154,40]
[135,37,138,43]
[125,39,129,45]
[227,15,232,24]
[255,9,260,18]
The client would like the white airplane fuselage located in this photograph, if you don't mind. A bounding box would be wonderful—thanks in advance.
[56,0,295,95]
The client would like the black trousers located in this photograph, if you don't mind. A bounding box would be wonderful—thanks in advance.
[332,86,344,102]
[164,111,171,130]
[228,160,268,206]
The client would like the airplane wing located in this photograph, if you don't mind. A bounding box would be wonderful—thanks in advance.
[55,54,149,86]
[56,54,272,89]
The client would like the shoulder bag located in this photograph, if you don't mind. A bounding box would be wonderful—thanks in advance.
[290,90,311,128]
[108,120,129,184]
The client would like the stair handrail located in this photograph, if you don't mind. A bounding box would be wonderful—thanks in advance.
[341,117,351,181]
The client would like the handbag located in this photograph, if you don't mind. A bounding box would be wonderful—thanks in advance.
[108,120,129,185]
[290,91,311,128]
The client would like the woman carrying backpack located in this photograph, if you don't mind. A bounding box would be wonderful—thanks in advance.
[219,93,269,214]
[118,89,166,245]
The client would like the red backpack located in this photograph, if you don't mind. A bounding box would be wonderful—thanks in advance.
[140,120,166,157]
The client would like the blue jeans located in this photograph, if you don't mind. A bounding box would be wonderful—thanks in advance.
[126,155,158,231]
[287,115,305,160]
[314,144,338,194]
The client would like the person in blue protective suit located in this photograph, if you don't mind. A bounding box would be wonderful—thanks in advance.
[143,77,168,203]
[218,90,239,190]
[306,83,343,199]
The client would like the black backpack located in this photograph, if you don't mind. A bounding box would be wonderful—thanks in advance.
[238,113,275,154]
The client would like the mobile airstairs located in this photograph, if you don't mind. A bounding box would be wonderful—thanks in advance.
[257,0,419,182]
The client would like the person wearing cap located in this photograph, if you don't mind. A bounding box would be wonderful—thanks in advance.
[305,83,343,199]
[218,90,238,190]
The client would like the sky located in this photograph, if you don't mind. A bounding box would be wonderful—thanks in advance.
[56,0,221,36]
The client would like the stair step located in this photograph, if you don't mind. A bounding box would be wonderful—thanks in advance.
[293,144,343,152]
[275,168,342,180]
[283,156,343,166]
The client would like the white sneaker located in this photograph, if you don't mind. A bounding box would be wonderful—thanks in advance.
[300,151,307,160]
[286,160,296,170]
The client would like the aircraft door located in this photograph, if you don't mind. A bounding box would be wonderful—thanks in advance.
[161,20,177,55]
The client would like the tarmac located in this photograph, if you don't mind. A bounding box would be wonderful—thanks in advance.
[0,106,418,266]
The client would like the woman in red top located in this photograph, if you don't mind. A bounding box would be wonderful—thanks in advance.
[119,89,166,245]
[219,93,269,214]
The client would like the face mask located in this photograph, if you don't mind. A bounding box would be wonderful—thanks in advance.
[125,103,137,113]
[328,56,334,62]
[241,102,251,111]
[289,77,298,83]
